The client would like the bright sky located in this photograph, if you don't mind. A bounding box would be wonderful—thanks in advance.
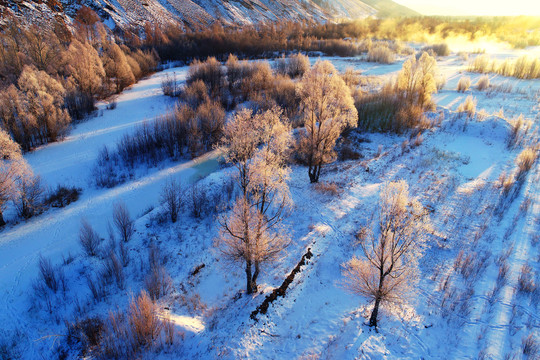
[394,0,540,16]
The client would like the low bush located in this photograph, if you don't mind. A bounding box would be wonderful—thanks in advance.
[161,73,180,97]
[274,53,310,78]
[422,43,450,56]
[45,185,82,208]
[367,44,396,64]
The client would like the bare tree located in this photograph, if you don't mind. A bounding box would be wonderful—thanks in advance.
[79,218,101,257]
[160,178,182,223]
[0,128,29,226]
[342,180,430,328]
[217,197,289,294]
[217,107,292,294]
[113,201,134,242]
[15,172,44,219]
[297,60,357,183]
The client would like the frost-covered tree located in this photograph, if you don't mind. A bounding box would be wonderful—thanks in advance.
[0,128,29,226]
[396,52,438,109]
[217,197,289,294]
[297,60,357,183]
[103,43,135,93]
[342,180,430,328]
[63,39,105,97]
[217,107,292,294]
[17,65,71,145]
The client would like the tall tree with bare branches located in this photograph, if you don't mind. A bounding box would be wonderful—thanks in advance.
[342,180,431,328]
[217,107,292,294]
[297,60,357,183]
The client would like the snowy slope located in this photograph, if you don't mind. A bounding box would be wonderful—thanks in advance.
[1,49,539,359]
[1,0,415,30]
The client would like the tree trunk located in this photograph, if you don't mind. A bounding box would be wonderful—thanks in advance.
[245,261,257,294]
[369,295,381,328]
[252,261,260,289]
[0,210,5,227]
[308,165,320,183]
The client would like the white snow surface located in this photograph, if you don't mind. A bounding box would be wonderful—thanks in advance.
[1,50,540,359]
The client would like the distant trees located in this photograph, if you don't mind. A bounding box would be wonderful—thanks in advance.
[297,60,357,183]
[216,108,292,294]
[0,8,159,150]
[342,181,430,328]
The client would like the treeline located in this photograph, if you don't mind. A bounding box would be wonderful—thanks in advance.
[0,7,158,151]
[127,17,540,64]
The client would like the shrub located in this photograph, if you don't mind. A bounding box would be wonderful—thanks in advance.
[97,290,171,359]
[190,182,210,218]
[79,219,101,257]
[101,250,125,290]
[46,185,81,208]
[187,57,225,98]
[367,44,396,64]
[145,264,172,300]
[161,72,179,97]
[516,147,537,179]
[274,53,310,78]
[128,290,163,349]
[113,201,134,243]
[457,96,477,118]
[422,43,450,56]
[457,76,471,92]
[341,67,361,88]
[37,255,60,292]
[314,182,340,196]
[66,317,104,356]
[160,178,182,223]
[518,264,536,294]
[15,174,45,219]
[522,334,539,358]
[469,54,493,74]
[181,79,209,108]
[476,75,490,91]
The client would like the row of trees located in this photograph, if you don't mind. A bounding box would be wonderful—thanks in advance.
[0,8,158,150]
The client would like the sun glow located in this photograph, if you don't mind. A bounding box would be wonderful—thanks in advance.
[395,0,540,16]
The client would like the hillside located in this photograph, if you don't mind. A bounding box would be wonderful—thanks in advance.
[0,0,417,30]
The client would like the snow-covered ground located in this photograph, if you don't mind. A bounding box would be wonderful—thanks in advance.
[1,49,539,359]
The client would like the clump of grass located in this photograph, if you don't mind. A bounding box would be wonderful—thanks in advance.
[516,147,538,180]
[457,76,471,92]
[457,96,477,118]
[476,75,490,91]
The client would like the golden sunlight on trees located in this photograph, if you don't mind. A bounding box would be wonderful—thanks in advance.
[396,52,438,111]
[216,108,292,294]
[297,60,357,183]
[0,128,31,226]
[342,180,431,328]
